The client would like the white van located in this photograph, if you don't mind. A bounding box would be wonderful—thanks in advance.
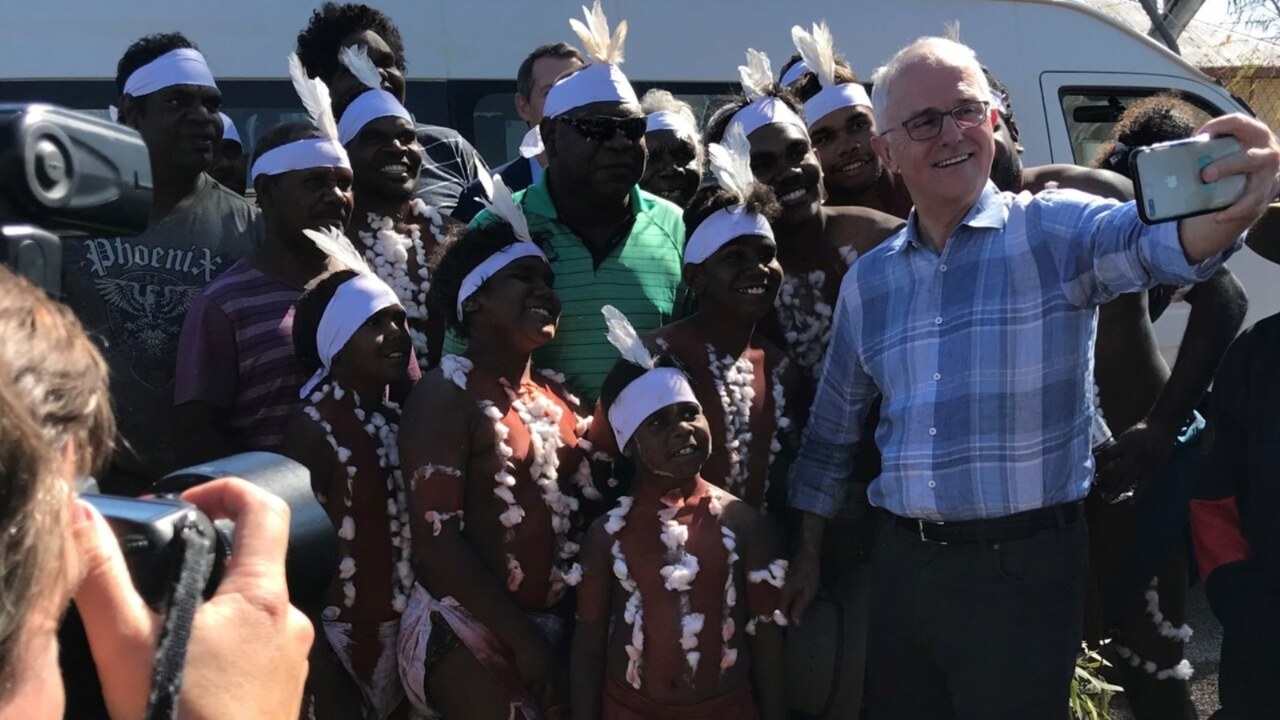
[2,0,1273,341]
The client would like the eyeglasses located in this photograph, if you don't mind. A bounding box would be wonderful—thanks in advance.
[557,115,647,143]
[884,100,990,141]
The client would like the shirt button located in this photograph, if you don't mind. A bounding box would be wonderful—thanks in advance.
[928,480,937,488]
[934,317,943,325]
[933,372,941,380]
[939,264,948,272]
[929,427,937,436]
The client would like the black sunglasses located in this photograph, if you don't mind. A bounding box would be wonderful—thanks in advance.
[557,114,647,143]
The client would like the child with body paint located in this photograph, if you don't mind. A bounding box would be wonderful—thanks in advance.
[643,125,799,514]
[571,306,787,720]
[396,175,592,720]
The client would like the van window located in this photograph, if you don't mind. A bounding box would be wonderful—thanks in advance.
[1058,88,1216,166]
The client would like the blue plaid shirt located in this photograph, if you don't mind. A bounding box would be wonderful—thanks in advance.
[789,182,1238,521]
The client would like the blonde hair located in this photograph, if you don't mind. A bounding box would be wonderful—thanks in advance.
[0,267,115,699]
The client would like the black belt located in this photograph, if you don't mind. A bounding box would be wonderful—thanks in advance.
[892,502,1081,545]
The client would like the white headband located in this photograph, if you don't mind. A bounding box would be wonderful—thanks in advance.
[729,97,808,139]
[250,137,350,182]
[455,242,548,318]
[608,367,701,449]
[780,60,810,86]
[646,111,698,140]
[300,273,403,397]
[804,83,872,128]
[684,206,774,266]
[337,89,414,145]
[544,63,639,119]
[123,48,217,97]
[219,112,241,145]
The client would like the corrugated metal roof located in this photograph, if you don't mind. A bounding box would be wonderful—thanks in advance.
[1083,0,1280,67]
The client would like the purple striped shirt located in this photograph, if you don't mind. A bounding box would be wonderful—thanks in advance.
[175,259,304,452]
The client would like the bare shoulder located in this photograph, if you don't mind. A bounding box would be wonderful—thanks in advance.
[824,205,907,255]
[402,369,478,432]
[1023,164,1134,202]
[281,408,331,460]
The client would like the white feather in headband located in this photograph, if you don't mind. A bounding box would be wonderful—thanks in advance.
[707,123,755,202]
[602,305,654,370]
[303,227,371,274]
[570,1,627,65]
[791,22,837,90]
[477,170,533,244]
[738,49,774,102]
[288,53,338,139]
[339,45,383,91]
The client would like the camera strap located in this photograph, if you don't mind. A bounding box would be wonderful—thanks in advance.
[143,516,215,720]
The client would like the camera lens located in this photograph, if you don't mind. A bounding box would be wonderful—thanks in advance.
[24,124,73,208]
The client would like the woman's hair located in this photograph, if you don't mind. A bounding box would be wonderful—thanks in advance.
[640,89,699,131]
[684,183,781,240]
[1092,94,1200,178]
[292,269,363,376]
[428,222,550,339]
[703,87,805,145]
[0,266,114,697]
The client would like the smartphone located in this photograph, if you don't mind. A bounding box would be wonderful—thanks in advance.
[1131,134,1246,224]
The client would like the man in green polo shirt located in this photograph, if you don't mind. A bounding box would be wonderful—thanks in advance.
[460,27,684,403]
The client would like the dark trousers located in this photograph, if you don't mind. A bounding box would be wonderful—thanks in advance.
[1207,564,1280,720]
[863,508,1088,720]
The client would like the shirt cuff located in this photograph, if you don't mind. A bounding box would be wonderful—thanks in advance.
[1146,220,1243,285]
[787,448,852,520]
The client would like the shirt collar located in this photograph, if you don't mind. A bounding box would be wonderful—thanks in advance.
[890,180,1007,254]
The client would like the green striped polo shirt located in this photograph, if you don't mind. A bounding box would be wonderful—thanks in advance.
[450,179,685,404]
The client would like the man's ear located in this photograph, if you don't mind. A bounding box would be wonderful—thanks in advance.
[118,94,144,130]
[460,293,482,320]
[515,93,534,126]
[253,175,272,208]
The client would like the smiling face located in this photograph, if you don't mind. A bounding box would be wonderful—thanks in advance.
[464,255,561,352]
[872,57,995,215]
[747,122,823,226]
[810,105,881,199]
[332,304,411,388]
[347,115,424,201]
[685,234,782,322]
[627,400,712,479]
[640,129,702,208]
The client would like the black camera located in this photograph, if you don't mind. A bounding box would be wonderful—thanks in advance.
[83,452,338,609]
[0,102,152,296]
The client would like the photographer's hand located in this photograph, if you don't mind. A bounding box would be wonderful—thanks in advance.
[73,477,314,720]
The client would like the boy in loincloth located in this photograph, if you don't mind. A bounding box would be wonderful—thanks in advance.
[572,306,787,720]
[398,175,592,720]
